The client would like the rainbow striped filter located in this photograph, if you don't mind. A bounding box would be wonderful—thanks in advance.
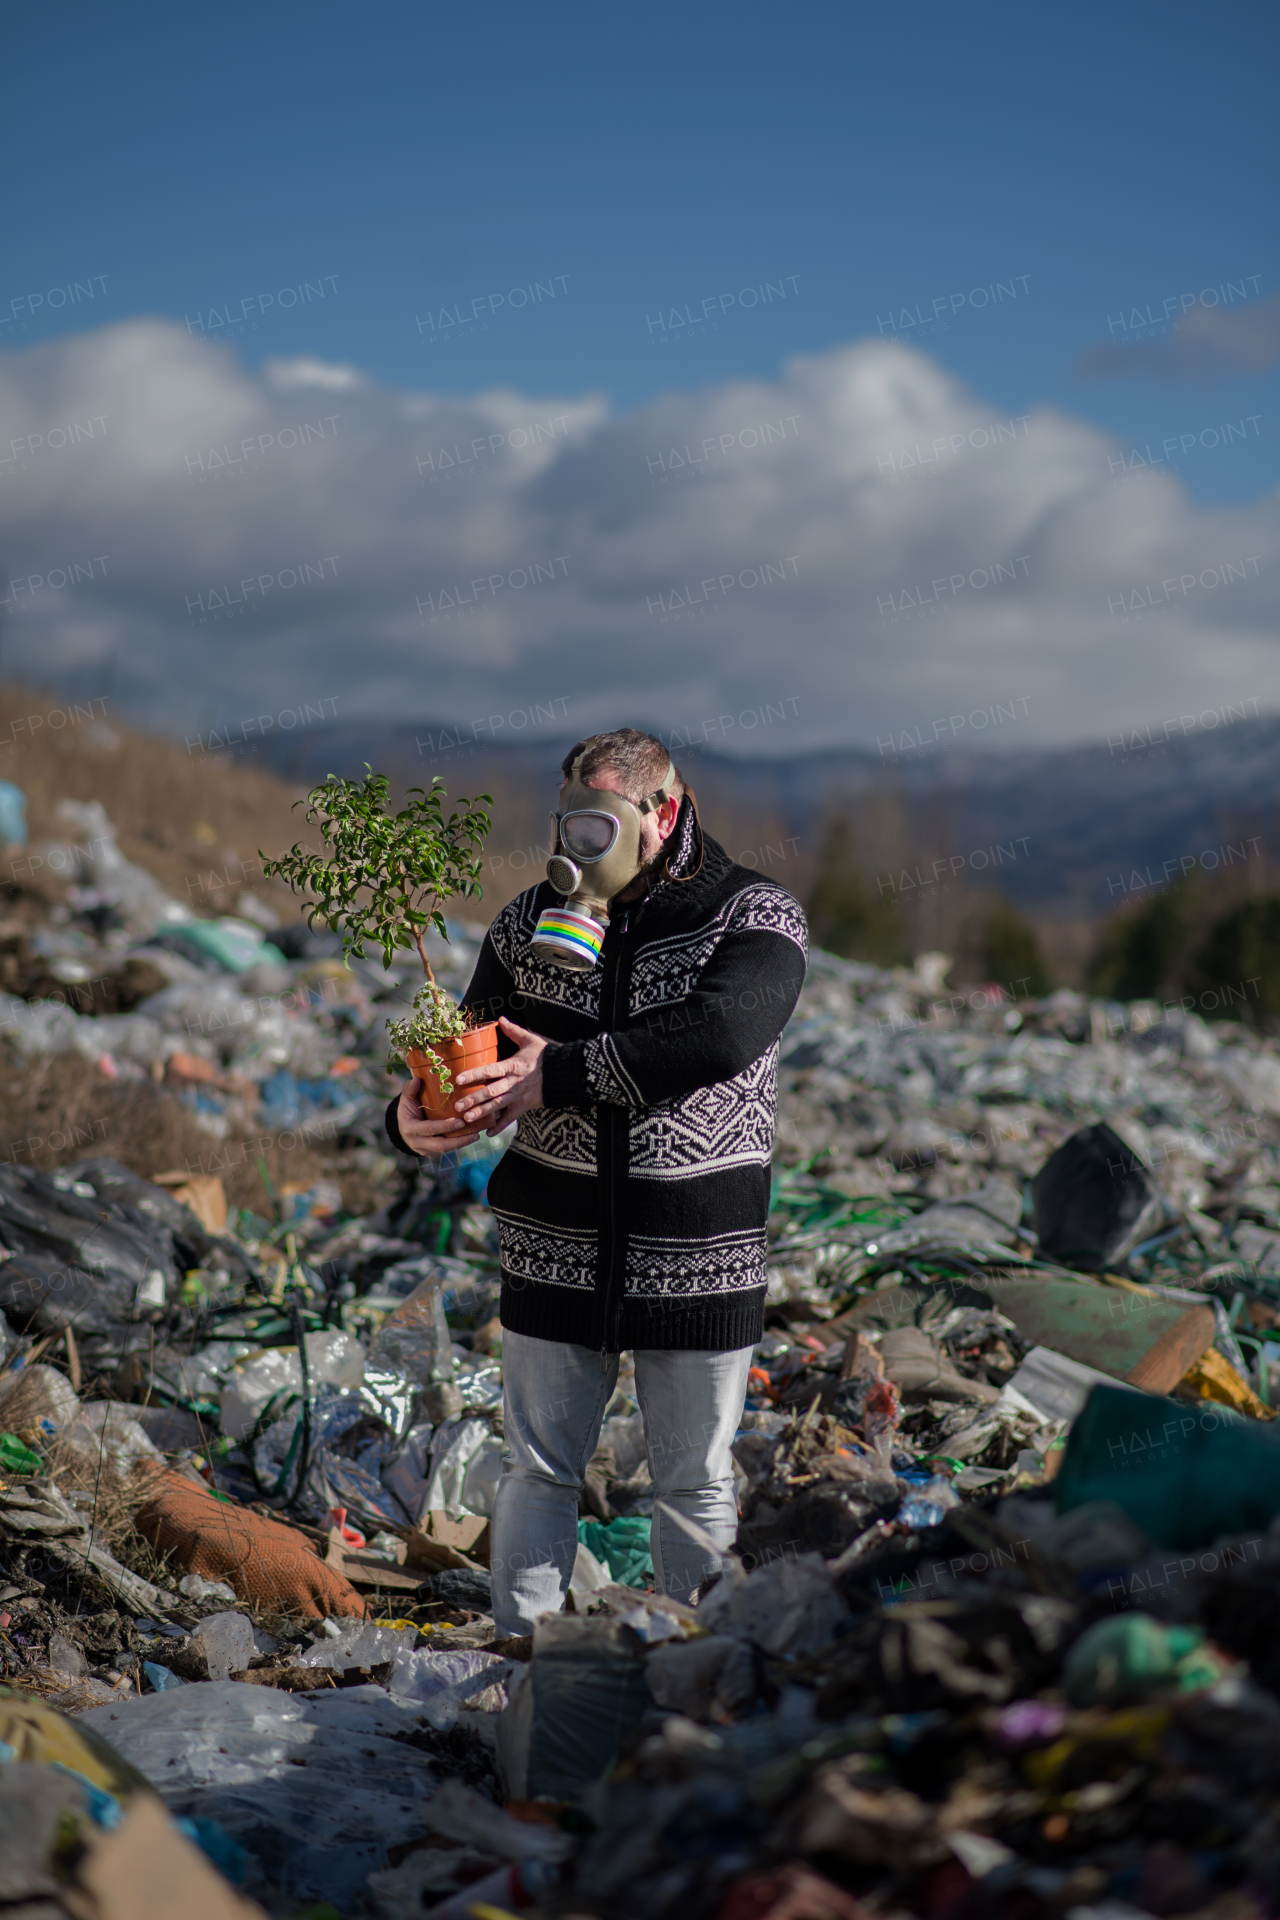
[531,904,606,970]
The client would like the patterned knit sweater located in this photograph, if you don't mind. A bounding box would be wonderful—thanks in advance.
[385,800,808,1353]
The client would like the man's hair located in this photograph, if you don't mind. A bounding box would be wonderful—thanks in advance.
[560,729,684,805]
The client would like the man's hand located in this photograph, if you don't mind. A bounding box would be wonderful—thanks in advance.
[395,1080,484,1156]
[453,1017,547,1134]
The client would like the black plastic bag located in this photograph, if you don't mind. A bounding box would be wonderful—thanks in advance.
[1031,1121,1163,1270]
[0,1159,246,1375]
[427,1567,493,1612]
[0,1249,155,1371]
[67,1157,255,1286]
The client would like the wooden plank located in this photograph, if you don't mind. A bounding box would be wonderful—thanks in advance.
[979,1277,1215,1394]
[1126,1308,1219,1392]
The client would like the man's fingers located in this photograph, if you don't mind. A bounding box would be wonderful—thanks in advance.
[498,1016,536,1043]
[454,1059,512,1088]
[403,1120,482,1152]
[457,1078,514,1109]
[457,1069,518,1102]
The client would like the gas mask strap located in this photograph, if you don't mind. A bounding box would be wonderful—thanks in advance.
[635,761,677,816]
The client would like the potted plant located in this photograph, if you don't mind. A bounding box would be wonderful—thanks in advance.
[262,768,497,1117]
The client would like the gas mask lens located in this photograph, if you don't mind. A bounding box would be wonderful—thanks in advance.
[558,811,619,861]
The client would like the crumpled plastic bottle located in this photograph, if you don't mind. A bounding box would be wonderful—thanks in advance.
[896,1474,960,1530]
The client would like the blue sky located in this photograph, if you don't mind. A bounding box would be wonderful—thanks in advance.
[2,1,1278,752]
[7,0,1278,505]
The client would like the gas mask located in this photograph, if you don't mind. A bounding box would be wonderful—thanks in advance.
[531,745,677,969]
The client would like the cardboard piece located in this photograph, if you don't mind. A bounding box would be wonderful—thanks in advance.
[70,1795,267,1920]
[152,1170,229,1236]
[340,1555,428,1592]
[403,1510,490,1573]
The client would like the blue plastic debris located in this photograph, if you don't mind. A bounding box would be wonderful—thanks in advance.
[0,782,27,848]
[143,1661,187,1691]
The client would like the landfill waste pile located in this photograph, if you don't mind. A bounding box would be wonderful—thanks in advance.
[7,801,1280,1912]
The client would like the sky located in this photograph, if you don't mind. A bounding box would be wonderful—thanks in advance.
[2,0,1278,755]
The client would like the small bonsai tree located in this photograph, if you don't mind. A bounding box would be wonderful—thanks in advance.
[261,768,492,1087]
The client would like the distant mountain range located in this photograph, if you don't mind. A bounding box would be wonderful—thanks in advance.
[251,711,1280,919]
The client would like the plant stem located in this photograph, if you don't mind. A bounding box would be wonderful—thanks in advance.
[415,927,435,983]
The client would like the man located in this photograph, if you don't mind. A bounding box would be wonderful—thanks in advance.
[386,729,807,1635]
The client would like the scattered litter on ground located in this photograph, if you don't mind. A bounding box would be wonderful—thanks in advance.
[8,816,1280,1911]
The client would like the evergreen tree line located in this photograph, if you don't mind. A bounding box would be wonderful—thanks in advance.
[805,816,1280,1020]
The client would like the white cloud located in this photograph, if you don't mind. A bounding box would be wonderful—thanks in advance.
[0,318,1275,750]
[263,356,369,392]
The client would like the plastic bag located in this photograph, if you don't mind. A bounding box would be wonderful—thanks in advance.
[0,1163,181,1371]
[53,799,189,938]
[569,1539,611,1608]
[0,993,75,1056]
[1056,1382,1280,1550]
[578,1515,654,1588]
[697,1552,850,1660]
[1062,1614,1220,1706]
[80,1682,444,1915]
[1007,1344,1117,1423]
[366,1277,455,1387]
[297,1621,420,1670]
[219,1331,364,1441]
[380,1420,435,1524]
[69,1012,167,1067]
[179,1572,237,1601]
[427,1566,493,1612]
[159,916,286,974]
[1031,1120,1163,1271]
[65,1401,164,1474]
[386,1648,514,1727]
[645,1633,757,1720]
[495,1614,650,1801]
[423,1418,503,1518]
[0,1362,80,1430]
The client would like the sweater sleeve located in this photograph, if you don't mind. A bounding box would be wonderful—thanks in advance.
[540,894,808,1111]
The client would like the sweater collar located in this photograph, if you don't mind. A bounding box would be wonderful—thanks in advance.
[647,793,730,902]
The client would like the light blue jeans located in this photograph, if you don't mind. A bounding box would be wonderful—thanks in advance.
[490,1329,754,1636]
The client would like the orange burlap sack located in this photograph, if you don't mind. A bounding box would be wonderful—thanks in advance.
[131,1467,364,1619]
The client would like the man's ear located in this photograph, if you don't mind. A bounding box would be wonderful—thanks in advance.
[657,794,680,839]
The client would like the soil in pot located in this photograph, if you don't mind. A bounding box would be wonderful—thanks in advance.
[407,1021,501,1120]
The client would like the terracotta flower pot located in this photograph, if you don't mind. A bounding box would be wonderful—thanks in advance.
[406,1020,501,1120]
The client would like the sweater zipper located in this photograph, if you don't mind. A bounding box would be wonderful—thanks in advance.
[600,908,630,1371]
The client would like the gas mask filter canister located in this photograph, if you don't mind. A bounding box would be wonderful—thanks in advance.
[531,747,677,969]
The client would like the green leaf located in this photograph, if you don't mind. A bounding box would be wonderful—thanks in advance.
[259,767,493,993]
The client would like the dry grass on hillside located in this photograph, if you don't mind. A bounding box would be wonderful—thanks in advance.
[0,681,314,925]
[0,1051,356,1212]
